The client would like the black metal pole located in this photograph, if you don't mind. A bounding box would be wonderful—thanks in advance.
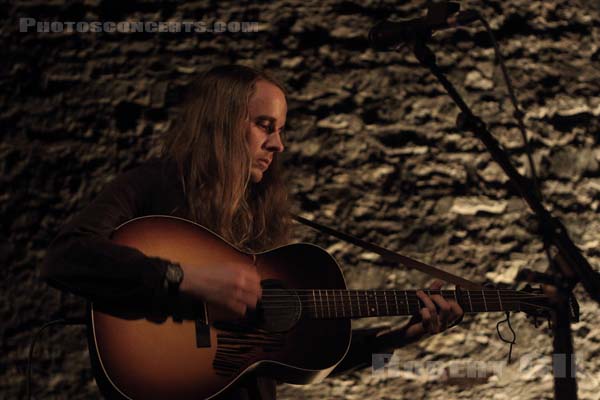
[410,40,599,302]
[410,39,583,400]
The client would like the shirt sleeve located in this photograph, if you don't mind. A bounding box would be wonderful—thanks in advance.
[40,163,171,310]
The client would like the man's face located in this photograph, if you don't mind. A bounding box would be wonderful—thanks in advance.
[246,80,286,183]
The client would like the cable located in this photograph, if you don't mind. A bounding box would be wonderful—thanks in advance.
[27,317,86,400]
[477,13,561,260]
[496,311,517,364]
[477,15,543,203]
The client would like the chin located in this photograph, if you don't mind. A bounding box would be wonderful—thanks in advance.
[250,169,263,183]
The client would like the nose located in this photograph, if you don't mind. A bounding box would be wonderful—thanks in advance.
[265,131,284,153]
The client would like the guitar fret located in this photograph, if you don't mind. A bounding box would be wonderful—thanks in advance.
[287,288,539,320]
[482,290,488,312]
[333,290,337,318]
[466,290,473,312]
[497,290,503,311]
[319,290,324,317]
[345,290,349,317]
[384,291,389,315]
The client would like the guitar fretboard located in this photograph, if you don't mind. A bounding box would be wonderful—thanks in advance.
[261,289,546,319]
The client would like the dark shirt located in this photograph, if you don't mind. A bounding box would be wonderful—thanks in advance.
[41,157,383,399]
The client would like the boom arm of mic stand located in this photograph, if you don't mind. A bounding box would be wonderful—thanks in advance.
[408,39,590,400]
[411,40,600,304]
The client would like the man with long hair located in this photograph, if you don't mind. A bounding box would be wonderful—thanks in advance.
[42,64,462,399]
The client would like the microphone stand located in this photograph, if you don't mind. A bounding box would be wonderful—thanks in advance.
[407,39,600,400]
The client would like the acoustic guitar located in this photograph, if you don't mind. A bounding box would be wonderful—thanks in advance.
[87,215,557,400]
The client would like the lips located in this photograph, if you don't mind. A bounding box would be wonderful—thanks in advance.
[256,158,271,169]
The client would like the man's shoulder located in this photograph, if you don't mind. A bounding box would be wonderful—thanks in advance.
[103,157,179,197]
[137,156,174,169]
[123,156,177,179]
[107,157,183,213]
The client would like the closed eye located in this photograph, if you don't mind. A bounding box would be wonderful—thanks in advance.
[254,117,285,137]
[256,122,273,133]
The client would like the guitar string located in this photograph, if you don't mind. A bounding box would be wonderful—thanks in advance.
[256,302,543,310]
[259,294,544,299]
[257,296,545,303]
[252,307,543,317]
[264,288,536,294]
[258,298,545,304]
[263,289,545,296]
[254,305,546,317]
[256,297,547,311]
[258,295,544,300]
[259,290,545,297]
[259,293,542,299]
[255,295,546,306]
[244,299,549,319]
[256,299,547,310]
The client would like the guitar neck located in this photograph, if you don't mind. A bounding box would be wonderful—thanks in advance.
[281,289,537,319]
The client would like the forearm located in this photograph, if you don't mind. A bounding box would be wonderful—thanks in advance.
[42,231,169,307]
[371,315,427,354]
[41,160,175,311]
[330,282,465,377]
[329,320,423,377]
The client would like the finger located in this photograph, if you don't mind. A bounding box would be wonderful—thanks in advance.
[233,275,260,309]
[430,293,452,331]
[245,266,263,300]
[239,285,261,309]
[228,299,247,317]
[417,290,439,333]
[448,300,464,323]
[428,281,449,330]
[420,307,432,332]
[255,274,262,300]
[429,280,444,290]
[238,268,261,299]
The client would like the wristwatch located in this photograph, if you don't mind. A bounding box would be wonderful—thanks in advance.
[164,261,184,297]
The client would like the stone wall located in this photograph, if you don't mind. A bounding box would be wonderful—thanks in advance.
[2,0,599,399]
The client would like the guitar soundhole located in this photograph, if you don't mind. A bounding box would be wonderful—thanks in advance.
[253,279,302,333]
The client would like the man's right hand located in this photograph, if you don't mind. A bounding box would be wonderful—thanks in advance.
[178,261,262,318]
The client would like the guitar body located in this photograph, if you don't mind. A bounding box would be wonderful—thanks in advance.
[88,215,351,400]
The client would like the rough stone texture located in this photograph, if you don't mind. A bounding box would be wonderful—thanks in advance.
[2,0,600,399]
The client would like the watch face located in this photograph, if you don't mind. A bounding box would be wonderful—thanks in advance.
[167,264,183,284]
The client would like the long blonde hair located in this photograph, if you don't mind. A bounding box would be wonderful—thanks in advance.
[161,65,291,251]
